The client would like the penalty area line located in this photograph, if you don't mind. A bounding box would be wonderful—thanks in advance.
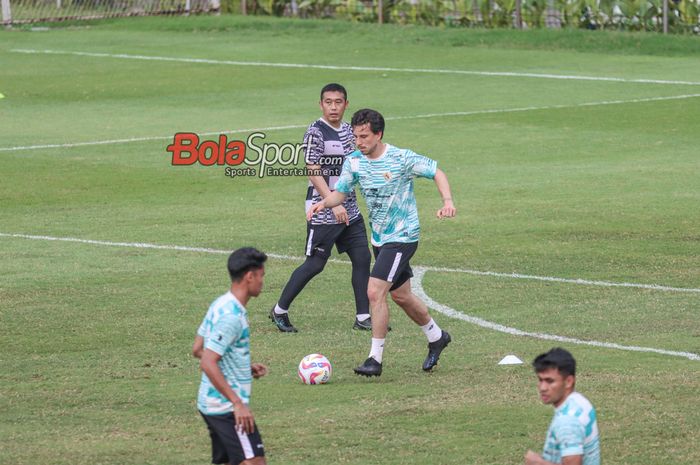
[412,268,700,362]
[2,231,698,361]
[1,232,698,361]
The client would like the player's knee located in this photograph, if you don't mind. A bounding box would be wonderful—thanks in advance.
[390,289,409,306]
[304,255,327,275]
[367,281,388,304]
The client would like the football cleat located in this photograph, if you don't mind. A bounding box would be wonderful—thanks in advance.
[269,308,298,333]
[352,317,392,332]
[353,357,383,377]
[422,330,451,371]
[353,317,372,331]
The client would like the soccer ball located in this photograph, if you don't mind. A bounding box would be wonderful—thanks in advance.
[298,353,332,385]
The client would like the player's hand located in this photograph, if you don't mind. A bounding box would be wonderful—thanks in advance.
[251,363,268,379]
[437,199,456,219]
[524,450,544,465]
[306,201,326,221]
[233,401,255,434]
[332,205,349,225]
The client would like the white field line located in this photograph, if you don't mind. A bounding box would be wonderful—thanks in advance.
[3,93,700,153]
[2,232,699,294]
[12,48,700,86]
[2,232,698,361]
[411,268,700,362]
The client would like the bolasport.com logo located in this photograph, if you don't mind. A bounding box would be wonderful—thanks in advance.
[166,132,342,179]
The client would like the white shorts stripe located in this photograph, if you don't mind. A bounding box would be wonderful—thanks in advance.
[236,429,255,459]
[305,229,315,256]
[387,252,403,282]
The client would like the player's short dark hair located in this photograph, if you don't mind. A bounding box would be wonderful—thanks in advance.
[227,247,267,282]
[351,108,385,136]
[320,83,347,101]
[532,347,577,377]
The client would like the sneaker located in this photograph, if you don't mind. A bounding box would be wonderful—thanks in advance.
[352,317,392,332]
[353,317,372,331]
[422,330,451,371]
[269,308,298,333]
[353,357,383,377]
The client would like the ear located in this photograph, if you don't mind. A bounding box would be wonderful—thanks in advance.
[564,374,575,390]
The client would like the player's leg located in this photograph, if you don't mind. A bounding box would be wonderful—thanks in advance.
[367,277,392,338]
[389,279,430,326]
[270,223,342,332]
[270,255,327,332]
[389,279,452,371]
[200,413,265,465]
[347,245,372,325]
[200,412,230,464]
[336,218,372,329]
[353,276,392,377]
[354,242,416,377]
[385,244,451,372]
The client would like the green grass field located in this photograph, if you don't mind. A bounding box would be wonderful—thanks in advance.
[1,16,699,465]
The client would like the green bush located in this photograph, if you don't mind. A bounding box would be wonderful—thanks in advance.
[234,0,700,32]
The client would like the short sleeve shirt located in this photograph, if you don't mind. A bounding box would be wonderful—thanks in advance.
[543,392,601,465]
[335,144,437,246]
[303,119,360,226]
[196,292,252,415]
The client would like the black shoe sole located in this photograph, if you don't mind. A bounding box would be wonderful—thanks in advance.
[353,368,382,377]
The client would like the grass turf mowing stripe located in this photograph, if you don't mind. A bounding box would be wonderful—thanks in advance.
[3,232,698,361]
[2,93,700,153]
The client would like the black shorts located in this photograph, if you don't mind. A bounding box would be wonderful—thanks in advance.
[370,242,418,291]
[200,411,265,465]
[305,215,368,259]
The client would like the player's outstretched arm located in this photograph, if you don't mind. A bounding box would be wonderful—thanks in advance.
[433,169,456,218]
[308,163,349,224]
[306,191,348,223]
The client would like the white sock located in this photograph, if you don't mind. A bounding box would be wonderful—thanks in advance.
[369,338,385,363]
[356,313,370,322]
[274,304,288,315]
[421,318,442,343]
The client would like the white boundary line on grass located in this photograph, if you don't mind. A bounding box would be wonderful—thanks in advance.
[1,232,698,361]
[2,93,700,153]
[11,48,700,86]
[412,268,700,362]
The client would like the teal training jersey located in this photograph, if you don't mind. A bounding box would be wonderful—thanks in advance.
[335,144,437,246]
[196,291,252,415]
[543,392,601,465]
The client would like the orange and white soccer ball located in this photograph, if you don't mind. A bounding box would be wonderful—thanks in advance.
[298,353,332,385]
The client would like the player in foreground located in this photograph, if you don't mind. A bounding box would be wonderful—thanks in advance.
[525,348,601,465]
[307,108,456,376]
[269,83,373,333]
[192,247,269,465]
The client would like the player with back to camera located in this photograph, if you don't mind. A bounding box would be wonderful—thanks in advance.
[269,83,374,333]
[307,108,457,376]
[525,347,601,465]
[192,247,269,465]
